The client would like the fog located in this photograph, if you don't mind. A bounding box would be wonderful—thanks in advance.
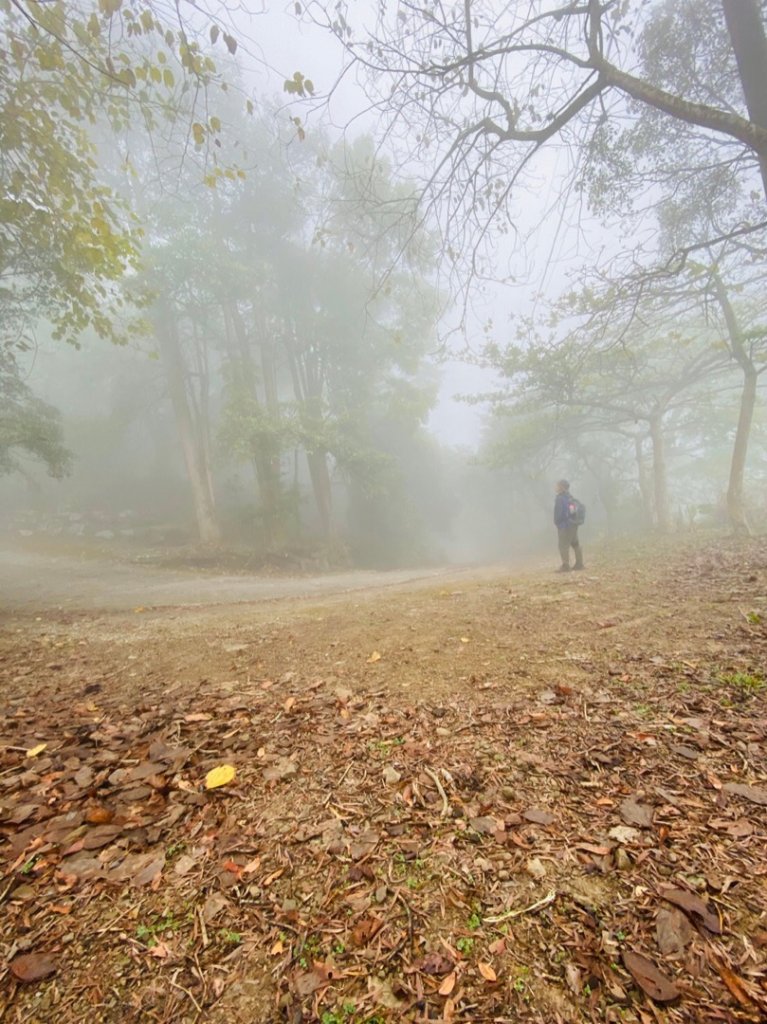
[2,0,767,586]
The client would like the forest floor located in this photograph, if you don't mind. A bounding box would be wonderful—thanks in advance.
[0,535,766,1024]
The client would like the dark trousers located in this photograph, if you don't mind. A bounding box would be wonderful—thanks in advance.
[558,525,583,568]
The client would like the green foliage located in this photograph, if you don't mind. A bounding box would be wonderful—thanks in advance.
[719,671,765,696]
[0,348,70,477]
[0,0,242,351]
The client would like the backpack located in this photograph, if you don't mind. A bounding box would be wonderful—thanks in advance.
[567,496,586,526]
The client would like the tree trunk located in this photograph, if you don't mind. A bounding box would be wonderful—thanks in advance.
[634,435,654,529]
[712,271,757,535]
[722,0,767,199]
[284,327,334,542]
[306,448,334,543]
[155,303,220,546]
[728,366,757,534]
[648,415,670,533]
[223,301,279,548]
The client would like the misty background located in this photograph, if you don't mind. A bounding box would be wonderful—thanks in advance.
[3,0,766,574]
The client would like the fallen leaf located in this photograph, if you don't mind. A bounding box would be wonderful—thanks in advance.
[469,816,500,835]
[10,953,56,983]
[85,806,114,825]
[622,950,680,1003]
[263,758,296,782]
[174,854,198,877]
[656,907,694,954]
[709,817,753,838]
[722,782,767,806]
[608,825,641,844]
[438,972,457,996]
[133,856,164,887]
[352,916,383,946]
[349,830,379,861]
[620,795,654,828]
[293,963,336,997]
[367,651,382,664]
[575,842,611,856]
[523,808,556,826]
[284,696,296,712]
[525,857,547,879]
[415,952,454,976]
[25,743,47,758]
[205,764,236,790]
[659,888,721,934]
[565,963,582,994]
[713,959,765,1011]
[478,962,497,982]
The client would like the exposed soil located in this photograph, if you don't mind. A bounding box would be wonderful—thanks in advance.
[0,536,766,1023]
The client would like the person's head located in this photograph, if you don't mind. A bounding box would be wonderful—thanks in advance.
[556,479,570,494]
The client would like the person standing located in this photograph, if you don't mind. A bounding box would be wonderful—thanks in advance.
[554,479,584,572]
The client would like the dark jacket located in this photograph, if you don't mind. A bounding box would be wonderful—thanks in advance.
[554,491,574,529]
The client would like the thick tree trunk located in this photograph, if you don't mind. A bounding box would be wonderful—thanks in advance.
[648,415,670,533]
[223,302,280,548]
[306,448,334,543]
[712,272,757,535]
[155,303,220,546]
[722,0,767,199]
[634,435,654,529]
[284,328,334,542]
[728,367,757,535]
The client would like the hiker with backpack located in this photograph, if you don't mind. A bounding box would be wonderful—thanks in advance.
[554,479,585,572]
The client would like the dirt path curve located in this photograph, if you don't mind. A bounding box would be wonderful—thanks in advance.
[0,545,508,612]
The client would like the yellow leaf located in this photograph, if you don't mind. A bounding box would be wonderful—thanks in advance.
[284,696,296,712]
[478,962,497,982]
[367,651,382,664]
[26,743,47,758]
[205,764,236,789]
[460,637,470,643]
[438,971,456,996]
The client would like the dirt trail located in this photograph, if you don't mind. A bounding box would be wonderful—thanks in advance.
[0,544,510,613]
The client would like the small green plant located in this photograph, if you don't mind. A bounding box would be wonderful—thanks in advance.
[467,911,482,931]
[320,1003,357,1024]
[20,855,39,876]
[219,929,242,946]
[136,914,181,946]
[456,936,474,956]
[514,978,526,993]
[747,611,762,624]
[720,671,765,695]
[332,941,346,955]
